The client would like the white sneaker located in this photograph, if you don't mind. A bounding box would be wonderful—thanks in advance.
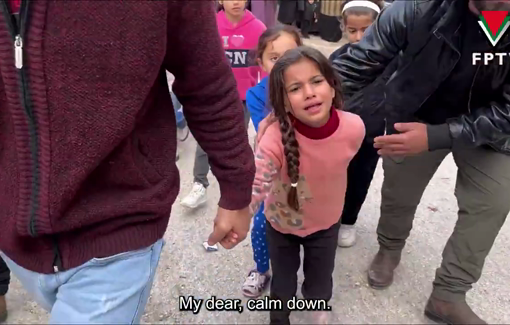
[241,270,271,298]
[180,182,207,208]
[338,224,356,247]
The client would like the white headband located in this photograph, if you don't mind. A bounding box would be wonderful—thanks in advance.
[342,0,381,14]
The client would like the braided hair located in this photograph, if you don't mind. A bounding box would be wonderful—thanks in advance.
[268,46,343,211]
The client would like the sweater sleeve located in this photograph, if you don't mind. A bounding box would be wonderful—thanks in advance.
[250,128,283,215]
[164,1,255,210]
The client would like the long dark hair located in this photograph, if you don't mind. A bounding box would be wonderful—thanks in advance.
[268,46,343,211]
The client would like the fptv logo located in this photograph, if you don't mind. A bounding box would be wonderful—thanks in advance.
[472,11,510,65]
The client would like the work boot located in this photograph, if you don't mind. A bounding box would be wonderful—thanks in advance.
[424,296,487,324]
[0,295,7,323]
[367,248,401,289]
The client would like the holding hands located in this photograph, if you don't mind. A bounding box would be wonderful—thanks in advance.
[207,207,252,249]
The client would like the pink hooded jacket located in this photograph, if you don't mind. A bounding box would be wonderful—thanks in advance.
[216,10,266,101]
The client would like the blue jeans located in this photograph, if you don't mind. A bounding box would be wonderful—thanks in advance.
[172,92,187,129]
[0,238,164,324]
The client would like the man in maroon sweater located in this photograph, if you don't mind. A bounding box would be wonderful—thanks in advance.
[0,0,255,323]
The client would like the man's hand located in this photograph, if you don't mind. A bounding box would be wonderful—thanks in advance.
[207,207,251,249]
[374,123,429,156]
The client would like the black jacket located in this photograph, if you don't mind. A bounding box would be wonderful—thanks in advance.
[330,43,398,140]
[333,0,510,153]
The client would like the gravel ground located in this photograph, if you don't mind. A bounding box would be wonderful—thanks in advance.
[4,36,510,324]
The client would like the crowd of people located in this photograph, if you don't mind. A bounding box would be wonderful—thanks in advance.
[1,0,510,324]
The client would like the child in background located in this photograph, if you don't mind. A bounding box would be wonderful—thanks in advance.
[180,0,266,208]
[329,0,385,58]
[250,46,365,324]
[242,25,302,298]
[329,0,395,248]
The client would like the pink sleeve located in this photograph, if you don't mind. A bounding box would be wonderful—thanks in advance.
[249,133,282,214]
[351,115,366,152]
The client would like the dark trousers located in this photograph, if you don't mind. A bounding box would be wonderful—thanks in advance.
[341,136,380,225]
[0,257,9,296]
[266,221,340,325]
[300,19,311,36]
[378,145,510,301]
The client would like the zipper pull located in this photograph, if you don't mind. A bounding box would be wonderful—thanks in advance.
[53,265,59,273]
[14,35,23,69]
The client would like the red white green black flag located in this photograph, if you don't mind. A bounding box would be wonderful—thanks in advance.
[478,11,510,46]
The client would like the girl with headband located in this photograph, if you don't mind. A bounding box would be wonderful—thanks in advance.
[341,0,385,44]
[329,0,395,249]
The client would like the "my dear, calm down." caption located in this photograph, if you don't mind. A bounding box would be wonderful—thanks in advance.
[179,295,332,314]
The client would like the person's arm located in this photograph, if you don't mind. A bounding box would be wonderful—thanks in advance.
[249,131,283,215]
[328,44,349,63]
[246,88,266,132]
[430,82,510,150]
[332,1,413,98]
[164,1,255,210]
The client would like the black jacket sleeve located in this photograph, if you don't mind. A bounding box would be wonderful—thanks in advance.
[332,1,413,99]
[328,44,350,63]
[434,82,510,150]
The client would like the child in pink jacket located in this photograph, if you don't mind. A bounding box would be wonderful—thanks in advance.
[217,1,267,102]
[181,0,266,209]
[250,46,365,324]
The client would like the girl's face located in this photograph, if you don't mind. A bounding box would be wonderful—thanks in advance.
[221,0,247,20]
[283,59,334,128]
[259,32,299,74]
[344,14,374,43]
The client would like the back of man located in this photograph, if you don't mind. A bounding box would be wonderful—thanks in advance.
[0,1,254,322]
[334,0,510,323]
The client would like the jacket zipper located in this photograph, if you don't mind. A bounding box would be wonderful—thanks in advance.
[0,0,38,234]
[467,65,481,115]
[0,0,62,272]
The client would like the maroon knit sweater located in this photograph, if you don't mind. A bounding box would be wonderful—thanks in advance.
[0,1,255,273]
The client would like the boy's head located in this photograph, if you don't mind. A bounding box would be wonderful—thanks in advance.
[341,0,383,43]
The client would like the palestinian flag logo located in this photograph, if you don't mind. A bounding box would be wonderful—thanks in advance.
[479,11,510,46]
